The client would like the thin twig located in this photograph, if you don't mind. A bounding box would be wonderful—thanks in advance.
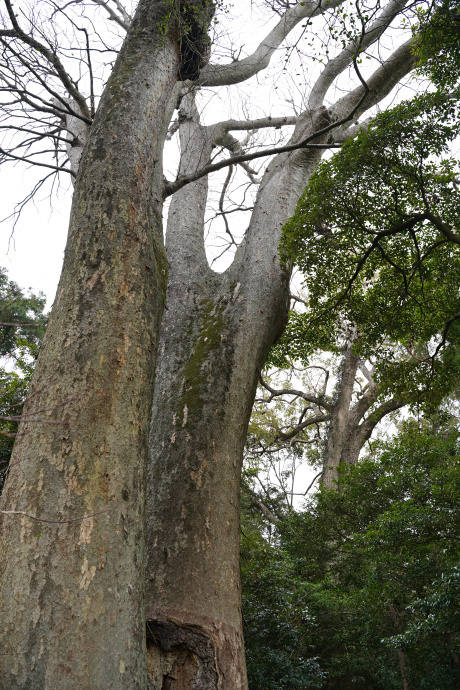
[0,505,119,524]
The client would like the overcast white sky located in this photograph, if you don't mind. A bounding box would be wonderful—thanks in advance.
[0,159,71,306]
[0,0,271,307]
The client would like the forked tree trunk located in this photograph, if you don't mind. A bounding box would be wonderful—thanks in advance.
[322,344,407,487]
[145,100,325,688]
[322,343,360,489]
[0,2,180,686]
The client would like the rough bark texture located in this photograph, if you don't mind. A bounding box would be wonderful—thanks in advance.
[0,1,179,686]
[145,99,326,688]
[340,388,406,468]
[322,343,360,489]
[321,347,407,487]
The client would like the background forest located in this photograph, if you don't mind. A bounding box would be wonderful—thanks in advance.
[1,0,460,686]
[241,6,460,687]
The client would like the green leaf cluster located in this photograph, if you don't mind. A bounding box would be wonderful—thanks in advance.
[0,340,39,490]
[241,512,326,689]
[414,0,460,88]
[0,267,46,359]
[0,268,46,491]
[242,419,460,688]
[276,94,460,411]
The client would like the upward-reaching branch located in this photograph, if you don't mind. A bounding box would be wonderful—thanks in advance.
[333,38,416,123]
[308,0,411,109]
[165,37,416,197]
[1,0,90,120]
[197,0,347,87]
[90,0,131,31]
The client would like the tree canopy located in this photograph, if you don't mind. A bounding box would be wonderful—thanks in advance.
[242,416,460,688]
[240,7,460,685]
[0,268,45,491]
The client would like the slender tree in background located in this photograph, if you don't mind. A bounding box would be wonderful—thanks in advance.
[280,92,460,487]
[0,0,453,686]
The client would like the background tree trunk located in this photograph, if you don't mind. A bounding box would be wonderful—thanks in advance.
[0,1,179,685]
[322,343,360,488]
[322,349,407,486]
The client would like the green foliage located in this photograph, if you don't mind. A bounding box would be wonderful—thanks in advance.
[0,340,39,490]
[241,512,326,689]
[280,93,460,354]
[0,267,46,359]
[0,269,46,492]
[274,0,460,374]
[249,10,460,686]
[389,562,460,651]
[245,368,328,498]
[242,419,460,688]
[414,0,460,88]
[276,93,460,411]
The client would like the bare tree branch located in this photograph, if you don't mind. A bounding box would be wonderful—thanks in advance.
[277,412,330,441]
[0,146,74,175]
[246,488,280,523]
[309,0,411,110]
[304,470,322,495]
[167,36,417,197]
[90,0,131,31]
[260,373,333,410]
[1,0,90,120]
[197,0,347,87]
[214,114,297,132]
[213,130,259,182]
[333,38,416,124]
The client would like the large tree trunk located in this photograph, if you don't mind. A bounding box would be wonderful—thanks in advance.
[145,100,325,688]
[0,1,180,686]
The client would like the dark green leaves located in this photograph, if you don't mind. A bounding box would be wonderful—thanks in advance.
[414,0,460,88]
[0,267,46,359]
[277,94,460,410]
[242,420,460,688]
[0,268,46,491]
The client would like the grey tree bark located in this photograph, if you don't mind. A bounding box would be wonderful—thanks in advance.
[145,98,327,688]
[321,348,407,489]
[144,37,415,678]
[251,349,409,499]
[322,342,361,488]
[0,0,181,685]
[339,380,405,469]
